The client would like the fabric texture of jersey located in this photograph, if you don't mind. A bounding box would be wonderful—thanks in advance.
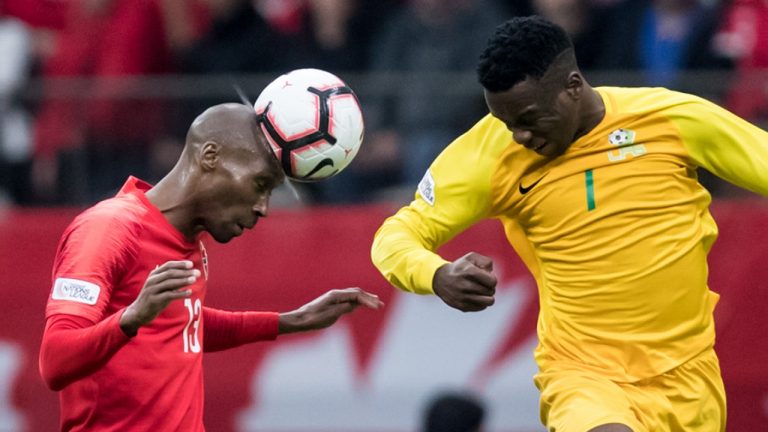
[535,349,726,431]
[371,86,768,384]
[45,176,208,432]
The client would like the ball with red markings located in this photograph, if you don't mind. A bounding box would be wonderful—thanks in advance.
[254,68,364,182]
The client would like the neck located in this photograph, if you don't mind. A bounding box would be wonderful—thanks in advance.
[145,166,197,241]
[574,85,605,141]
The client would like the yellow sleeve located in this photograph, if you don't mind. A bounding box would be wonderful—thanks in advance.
[670,95,768,196]
[370,118,499,295]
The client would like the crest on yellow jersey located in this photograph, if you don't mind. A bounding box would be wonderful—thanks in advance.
[607,129,646,162]
[608,129,636,146]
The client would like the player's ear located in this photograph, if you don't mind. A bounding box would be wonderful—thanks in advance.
[565,72,583,100]
[200,141,220,171]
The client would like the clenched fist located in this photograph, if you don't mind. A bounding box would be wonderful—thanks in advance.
[433,252,497,312]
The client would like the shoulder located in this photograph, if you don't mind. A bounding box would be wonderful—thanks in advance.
[430,114,508,179]
[62,194,150,254]
[437,114,509,166]
[51,194,152,294]
[418,114,509,207]
[75,194,147,230]
[598,86,713,117]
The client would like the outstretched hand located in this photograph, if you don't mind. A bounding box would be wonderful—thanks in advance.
[278,288,384,334]
[433,252,497,312]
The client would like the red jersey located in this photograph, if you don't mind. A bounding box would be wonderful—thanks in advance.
[41,176,279,430]
[42,177,233,431]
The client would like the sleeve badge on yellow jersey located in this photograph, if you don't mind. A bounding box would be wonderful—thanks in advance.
[418,169,436,206]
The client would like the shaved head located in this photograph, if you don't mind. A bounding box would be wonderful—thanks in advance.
[186,103,274,158]
[146,102,285,243]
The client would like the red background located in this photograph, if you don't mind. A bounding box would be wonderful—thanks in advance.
[1,202,767,431]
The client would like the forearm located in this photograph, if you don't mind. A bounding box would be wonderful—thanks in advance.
[202,307,279,352]
[39,312,132,391]
[371,212,449,295]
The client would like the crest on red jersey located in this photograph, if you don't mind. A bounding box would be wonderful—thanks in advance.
[199,241,209,280]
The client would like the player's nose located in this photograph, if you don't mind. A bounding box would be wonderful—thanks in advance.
[252,195,269,218]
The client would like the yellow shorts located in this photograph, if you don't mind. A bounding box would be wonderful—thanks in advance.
[534,349,726,432]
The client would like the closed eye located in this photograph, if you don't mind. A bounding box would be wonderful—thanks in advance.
[253,178,268,192]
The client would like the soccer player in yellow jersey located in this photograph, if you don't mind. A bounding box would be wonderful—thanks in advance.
[370,16,768,432]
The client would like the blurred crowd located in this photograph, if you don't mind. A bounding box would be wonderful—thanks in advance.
[0,0,766,207]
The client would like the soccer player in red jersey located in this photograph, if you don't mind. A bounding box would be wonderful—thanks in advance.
[39,103,383,431]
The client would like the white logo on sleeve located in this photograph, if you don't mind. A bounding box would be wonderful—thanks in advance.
[417,170,436,206]
[51,278,100,305]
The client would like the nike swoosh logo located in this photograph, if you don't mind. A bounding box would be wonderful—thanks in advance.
[302,158,336,179]
[518,175,546,194]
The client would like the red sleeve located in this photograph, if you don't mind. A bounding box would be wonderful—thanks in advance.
[202,307,279,352]
[46,204,141,323]
[39,312,133,391]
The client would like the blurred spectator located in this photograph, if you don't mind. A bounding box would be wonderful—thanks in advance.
[299,0,401,72]
[528,0,609,69]
[2,0,70,30]
[0,14,33,205]
[422,390,487,432]
[180,0,296,75]
[592,0,732,88]
[302,0,365,72]
[714,0,768,124]
[255,0,306,35]
[494,0,535,16]
[281,0,402,203]
[174,0,298,144]
[1,0,75,205]
[31,0,204,204]
[702,0,768,199]
[318,0,512,204]
[2,0,71,66]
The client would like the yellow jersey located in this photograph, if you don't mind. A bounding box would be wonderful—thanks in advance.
[371,86,768,382]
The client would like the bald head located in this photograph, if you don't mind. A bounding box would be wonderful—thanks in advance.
[146,103,285,243]
[186,103,272,157]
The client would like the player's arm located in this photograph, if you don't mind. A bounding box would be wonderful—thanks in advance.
[203,288,382,352]
[671,96,768,195]
[203,308,279,352]
[371,122,499,311]
[40,261,198,390]
[40,208,198,390]
[40,313,132,391]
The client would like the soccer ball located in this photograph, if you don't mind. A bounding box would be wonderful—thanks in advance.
[254,68,364,182]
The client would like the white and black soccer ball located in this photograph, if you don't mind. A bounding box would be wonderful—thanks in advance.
[254,68,364,182]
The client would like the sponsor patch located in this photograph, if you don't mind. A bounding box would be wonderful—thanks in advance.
[418,170,436,206]
[51,278,100,305]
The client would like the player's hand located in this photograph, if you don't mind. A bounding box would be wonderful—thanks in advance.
[433,252,497,312]
[120,260,198,336]
[278,288,384,334]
